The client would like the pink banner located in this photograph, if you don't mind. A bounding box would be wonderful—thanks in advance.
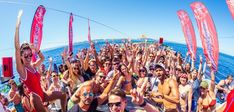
[226,0,234,19]
[190,2,219,71]
[30,5,46,62]
[177,10,197,60]
[88,19,91,43]
[68,13,73,53]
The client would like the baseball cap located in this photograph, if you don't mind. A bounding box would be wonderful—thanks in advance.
[155,63,165,71]
[200,81,208,89]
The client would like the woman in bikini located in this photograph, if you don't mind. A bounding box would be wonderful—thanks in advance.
[14,10,67,112]
[178,73,192,112]
[197,62,216,112]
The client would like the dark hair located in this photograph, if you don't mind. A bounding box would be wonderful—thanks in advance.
[112,57,120,63]
[64,64,68,70]
[118,64,128,75]
[18,83,26,96]
[109,88,126,99]
[58,64,64,73]
[70,58,80,64]
[227,75,233,79]
[138,66,148,75]
[20,43,31,56]
[137,50,143,55]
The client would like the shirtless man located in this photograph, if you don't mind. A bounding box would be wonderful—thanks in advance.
[8,79,24,112]
[151,64,180,112]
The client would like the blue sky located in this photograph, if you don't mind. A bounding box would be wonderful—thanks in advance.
[0,0,234,63]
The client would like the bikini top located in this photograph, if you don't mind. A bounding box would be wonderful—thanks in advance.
[202,93,216,110]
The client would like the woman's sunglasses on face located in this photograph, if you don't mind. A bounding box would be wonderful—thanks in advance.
[139,69,146,73]
[113,62,119,66]
[8,82,16,87]
[24,53,33,58]
[149,67,155,71]
[104,62,111,66]
[73,67,79,70]
[52,74,59,78]
[108,102,121,108]
[99,75,106,79]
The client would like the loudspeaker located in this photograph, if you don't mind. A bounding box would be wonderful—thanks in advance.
[2,57,13,77]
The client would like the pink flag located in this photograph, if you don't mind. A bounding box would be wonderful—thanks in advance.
[226,0,234,19]
[191,2,219,71]
[177,10,197,60]
[88,19,91,43]
[30,5,46,62]
[68,13,73,54]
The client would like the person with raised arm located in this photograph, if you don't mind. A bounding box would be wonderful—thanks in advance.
[83,42,100,78]
[197,61,216,112]
[68,70,120,111]
[189,55,203,112]
[14,10,67,112]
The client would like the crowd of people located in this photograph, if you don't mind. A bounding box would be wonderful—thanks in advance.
[0,11,234,112]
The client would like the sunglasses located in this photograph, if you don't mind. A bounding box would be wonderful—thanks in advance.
[73,67,79,70]
[108,102,121,107]
[104,63,111,66]
[176,69,182,72]
[89,64,96,67]
[52,75,59,77]
[139,69,146,72]
[83,92,94,97]
[9,82,16,86]
[24,53,33,58]
[99,75,106,79]
[113,63,119,65]
[149,68,155,71]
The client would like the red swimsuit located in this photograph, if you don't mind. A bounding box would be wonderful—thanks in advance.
[202,94,216,110]
[21,68,44,102]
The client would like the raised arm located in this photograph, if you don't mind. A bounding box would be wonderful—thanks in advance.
[207,61,215,92]
[76,50,84,68]
[210,70,216,92]
[191,59,195,71]
[92,44,102,68]
[83,49,91,71]
[97,71,119,105]
[61,48,71,68]
[142,47,149,67]
[14,10,26,79]
[31,44,45,68]
[46,57,53,79]
[197,55,203,80]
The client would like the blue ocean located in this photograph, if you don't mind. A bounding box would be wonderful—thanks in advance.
[0,38,234,95]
